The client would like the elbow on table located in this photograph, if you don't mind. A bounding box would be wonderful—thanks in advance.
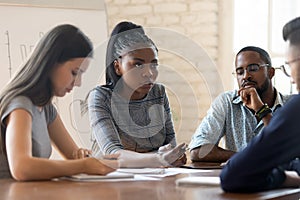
[220,168,265,193]
[190,147,211,162]
[10,164,34,181]
[190,146,221,162]
[190,148,200,161]
[220,168,236,192]
[219,166,247,192]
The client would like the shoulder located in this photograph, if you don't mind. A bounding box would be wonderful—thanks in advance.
[11,96,34,107]
[270,94,300,122]
[286,94,300,106]
[90,86,112,98]
[5,96,34,114]
[88,86,113,104]
[1,96,34,122]
[214,90,238,104]
[219,90,237,98]
[280,93,295,104]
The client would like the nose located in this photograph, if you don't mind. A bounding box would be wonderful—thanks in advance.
[241,69,251,80]
[142,65,153,78]
[74,75,82,87]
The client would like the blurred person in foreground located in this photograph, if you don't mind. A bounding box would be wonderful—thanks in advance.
[220,16,300,192]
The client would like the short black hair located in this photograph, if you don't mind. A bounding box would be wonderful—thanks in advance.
[283,16,300,45]
[236,46,272,66]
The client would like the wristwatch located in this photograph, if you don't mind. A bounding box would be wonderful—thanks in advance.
[255,103,272,120]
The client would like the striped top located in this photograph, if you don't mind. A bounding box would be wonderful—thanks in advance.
[88,83,176,155]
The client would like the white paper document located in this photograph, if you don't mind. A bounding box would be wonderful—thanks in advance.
[61,168,179,182]
[117,168,180,178]
[62,171,134,182]
[175,176,220,186]
[117,168,165,175]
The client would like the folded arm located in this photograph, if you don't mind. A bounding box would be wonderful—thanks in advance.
[190,144,235,162]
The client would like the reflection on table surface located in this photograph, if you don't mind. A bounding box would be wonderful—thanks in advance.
[0,166,299,200]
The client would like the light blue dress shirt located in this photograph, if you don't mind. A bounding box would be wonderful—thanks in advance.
[189,89,291,152]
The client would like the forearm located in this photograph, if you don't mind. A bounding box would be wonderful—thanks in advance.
[48,115,80,159]
[190,144,235,162]
[10,157,87,181]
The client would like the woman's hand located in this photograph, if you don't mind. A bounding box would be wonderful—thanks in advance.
[84,154,120,175]
[84,157,118,175]
[72,148,92,159]
[158,143,187,167]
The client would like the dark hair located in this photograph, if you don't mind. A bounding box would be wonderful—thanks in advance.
[236,46,272,66]
[283,16,300,45]
[105,21,157,89]
[110,21,145,36]
[0,24,93,153]
[0,24,93,117]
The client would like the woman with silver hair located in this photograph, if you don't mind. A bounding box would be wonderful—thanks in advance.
[88,21,187,167]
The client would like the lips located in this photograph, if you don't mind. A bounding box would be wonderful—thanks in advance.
[140,82,154,89]
[242,81,256,88]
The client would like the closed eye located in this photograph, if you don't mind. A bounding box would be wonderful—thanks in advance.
[72,71,78,76]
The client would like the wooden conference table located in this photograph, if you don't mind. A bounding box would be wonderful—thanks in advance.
[1,163,300,200]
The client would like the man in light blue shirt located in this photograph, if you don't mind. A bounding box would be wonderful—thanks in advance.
[221,16,300,192]
[189,46,292,162]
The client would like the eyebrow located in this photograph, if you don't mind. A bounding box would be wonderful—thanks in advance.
[132,58,158,63]
[236,63,259,69]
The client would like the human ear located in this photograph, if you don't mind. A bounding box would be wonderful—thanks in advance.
[114,60,122,76]
[268,67,275,79]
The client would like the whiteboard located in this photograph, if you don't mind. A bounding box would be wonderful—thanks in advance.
[0,5,107,84]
